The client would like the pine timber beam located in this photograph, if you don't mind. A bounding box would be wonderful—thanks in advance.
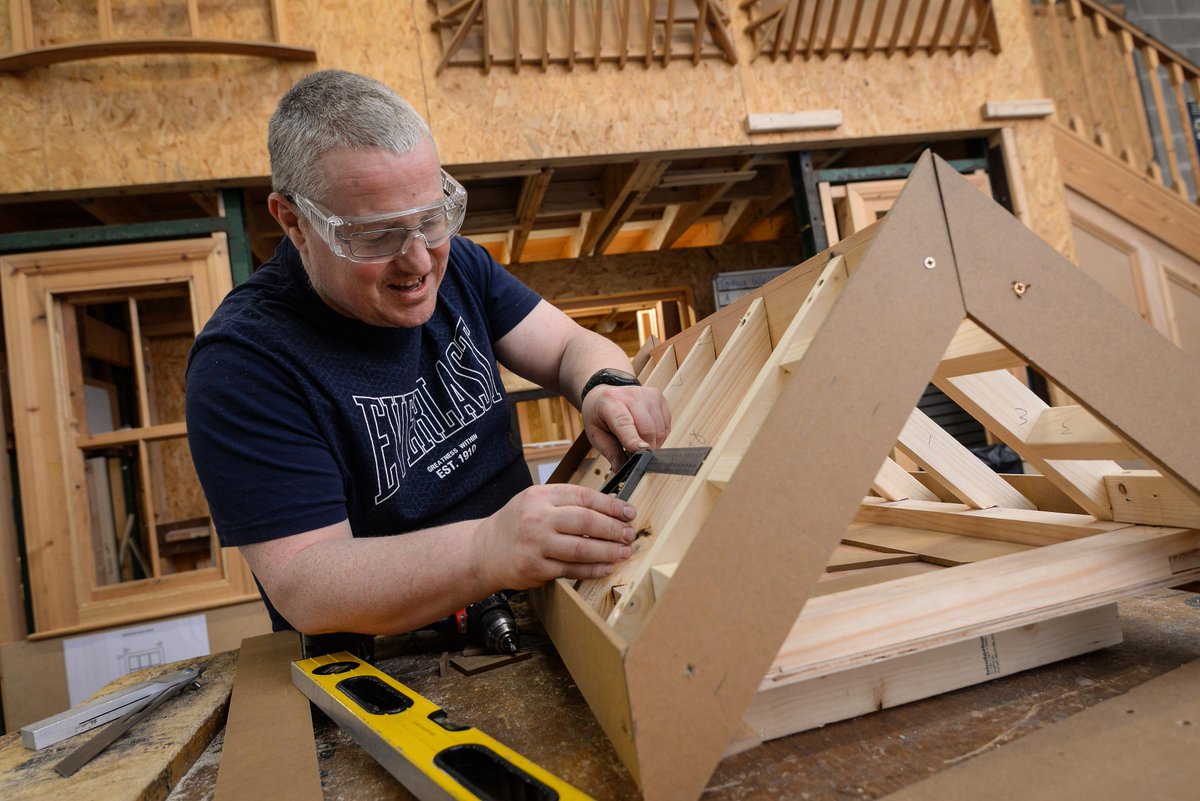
[768,525,1200,689]
[508,168,554,264]
[659,156,760,249]
[1105,470,1200,528]
[603,256,856,634]
[1024,404,1140,460]
[872,456,941,502]
[718,167,792,244]
[935,369,1122,520]
[856,497,1130,546]
[0,38,316,72]
[935,157,1200,511]
[894,407,1035,510]
[933,318,1024,378]
[433,0,483,75]
[581,160,669,256]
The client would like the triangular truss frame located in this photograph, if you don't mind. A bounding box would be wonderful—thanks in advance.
[532,152,1200,801]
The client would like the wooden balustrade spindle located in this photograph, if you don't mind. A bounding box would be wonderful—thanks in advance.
[1168,63,1200,203]
[1119,29,1159,176]
[1142,46,1187,197]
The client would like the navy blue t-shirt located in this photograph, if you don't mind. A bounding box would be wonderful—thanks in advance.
[186,236,540,630]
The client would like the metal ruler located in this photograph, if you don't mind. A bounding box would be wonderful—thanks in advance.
[293,652,593,801]
[601,447,711,501]
[21,667,199,752]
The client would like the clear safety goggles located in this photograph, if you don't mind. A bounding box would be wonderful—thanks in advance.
[288,170,467,262]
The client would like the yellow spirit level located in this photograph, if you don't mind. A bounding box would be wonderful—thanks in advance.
[292,652,594,801]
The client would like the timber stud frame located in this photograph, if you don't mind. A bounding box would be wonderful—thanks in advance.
[531,152,1200,801]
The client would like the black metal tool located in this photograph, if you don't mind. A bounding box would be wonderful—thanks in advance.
[54,667,201,777]
[431,591,521,655]
[601,447,712,501]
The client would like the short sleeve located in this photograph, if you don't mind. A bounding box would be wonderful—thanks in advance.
[186,342,349,547]
[448,237,541,341]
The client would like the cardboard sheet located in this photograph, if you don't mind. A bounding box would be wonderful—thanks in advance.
[213,632,321,801]
[879,657,1200,801]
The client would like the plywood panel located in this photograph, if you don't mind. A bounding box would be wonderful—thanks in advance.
[2,0,1065,273]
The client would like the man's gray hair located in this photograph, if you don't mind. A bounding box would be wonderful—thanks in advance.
[269,70,433,201]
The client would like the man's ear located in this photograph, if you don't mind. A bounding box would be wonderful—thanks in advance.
[268,192,309,255]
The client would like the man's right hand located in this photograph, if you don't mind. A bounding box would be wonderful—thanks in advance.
[471,484,637,590]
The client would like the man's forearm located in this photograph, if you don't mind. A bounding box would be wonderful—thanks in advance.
[260,521,496,635]
[558,331,637,408]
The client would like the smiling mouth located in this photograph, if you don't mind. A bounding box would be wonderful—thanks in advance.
[389,275,426,293]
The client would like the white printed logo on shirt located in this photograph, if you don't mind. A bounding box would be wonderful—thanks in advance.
[352,318,501,504]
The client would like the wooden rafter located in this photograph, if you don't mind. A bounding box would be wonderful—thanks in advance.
[660,156,760,248]
[744,0,1000,62]
[433,0,483,75]
[719,167,792,243]
[579,160,668,256]
[430,0,738,72]
[509,168,555,264]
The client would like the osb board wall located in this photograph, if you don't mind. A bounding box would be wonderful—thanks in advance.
[0,1,1069,252]
[18,0,275,46]
[510,237,806,321]
[146,334,209,524]
[1027,2,1153,172]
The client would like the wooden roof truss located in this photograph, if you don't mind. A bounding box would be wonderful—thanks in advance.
[431,0,739,73]
[454,154,795,262]
[742,0,1000,62]
[531,152,1200,800]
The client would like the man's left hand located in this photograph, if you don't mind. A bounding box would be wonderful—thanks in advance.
[581,384,671,468]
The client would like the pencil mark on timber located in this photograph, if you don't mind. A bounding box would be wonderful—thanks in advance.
[1016,408,1028,425]
[1061,422,1073,436]
[687,431,707,446]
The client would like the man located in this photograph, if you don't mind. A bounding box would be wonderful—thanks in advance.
[186,70,671,639]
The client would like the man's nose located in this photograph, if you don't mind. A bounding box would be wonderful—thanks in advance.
[395,231,432,268]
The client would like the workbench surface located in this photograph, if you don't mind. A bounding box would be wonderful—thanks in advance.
[157,588,1199,801]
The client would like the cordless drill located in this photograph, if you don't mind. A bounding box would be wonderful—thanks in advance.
[299,592,520,660]
[435,591,521,655]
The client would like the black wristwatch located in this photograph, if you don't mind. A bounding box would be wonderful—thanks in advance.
[581,368,641,401]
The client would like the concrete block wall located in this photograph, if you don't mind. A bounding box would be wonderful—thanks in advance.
[1119,0,1200,200]
[1121,0,1200,64]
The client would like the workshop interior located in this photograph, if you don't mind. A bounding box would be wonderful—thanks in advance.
[1,1,1199,800]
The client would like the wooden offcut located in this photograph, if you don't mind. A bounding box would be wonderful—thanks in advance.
[532,152,1200,801]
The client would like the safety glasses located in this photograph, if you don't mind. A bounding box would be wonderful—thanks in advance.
[289,170,467,262]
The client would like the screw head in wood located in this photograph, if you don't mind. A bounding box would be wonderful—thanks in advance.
[923,257,936,270]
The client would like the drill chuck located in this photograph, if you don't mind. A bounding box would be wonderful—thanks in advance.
[466,592,520,655]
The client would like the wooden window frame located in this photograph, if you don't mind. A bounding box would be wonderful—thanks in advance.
[1,235,257,637]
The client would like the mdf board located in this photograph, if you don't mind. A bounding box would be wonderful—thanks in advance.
[533,152,1200,801]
